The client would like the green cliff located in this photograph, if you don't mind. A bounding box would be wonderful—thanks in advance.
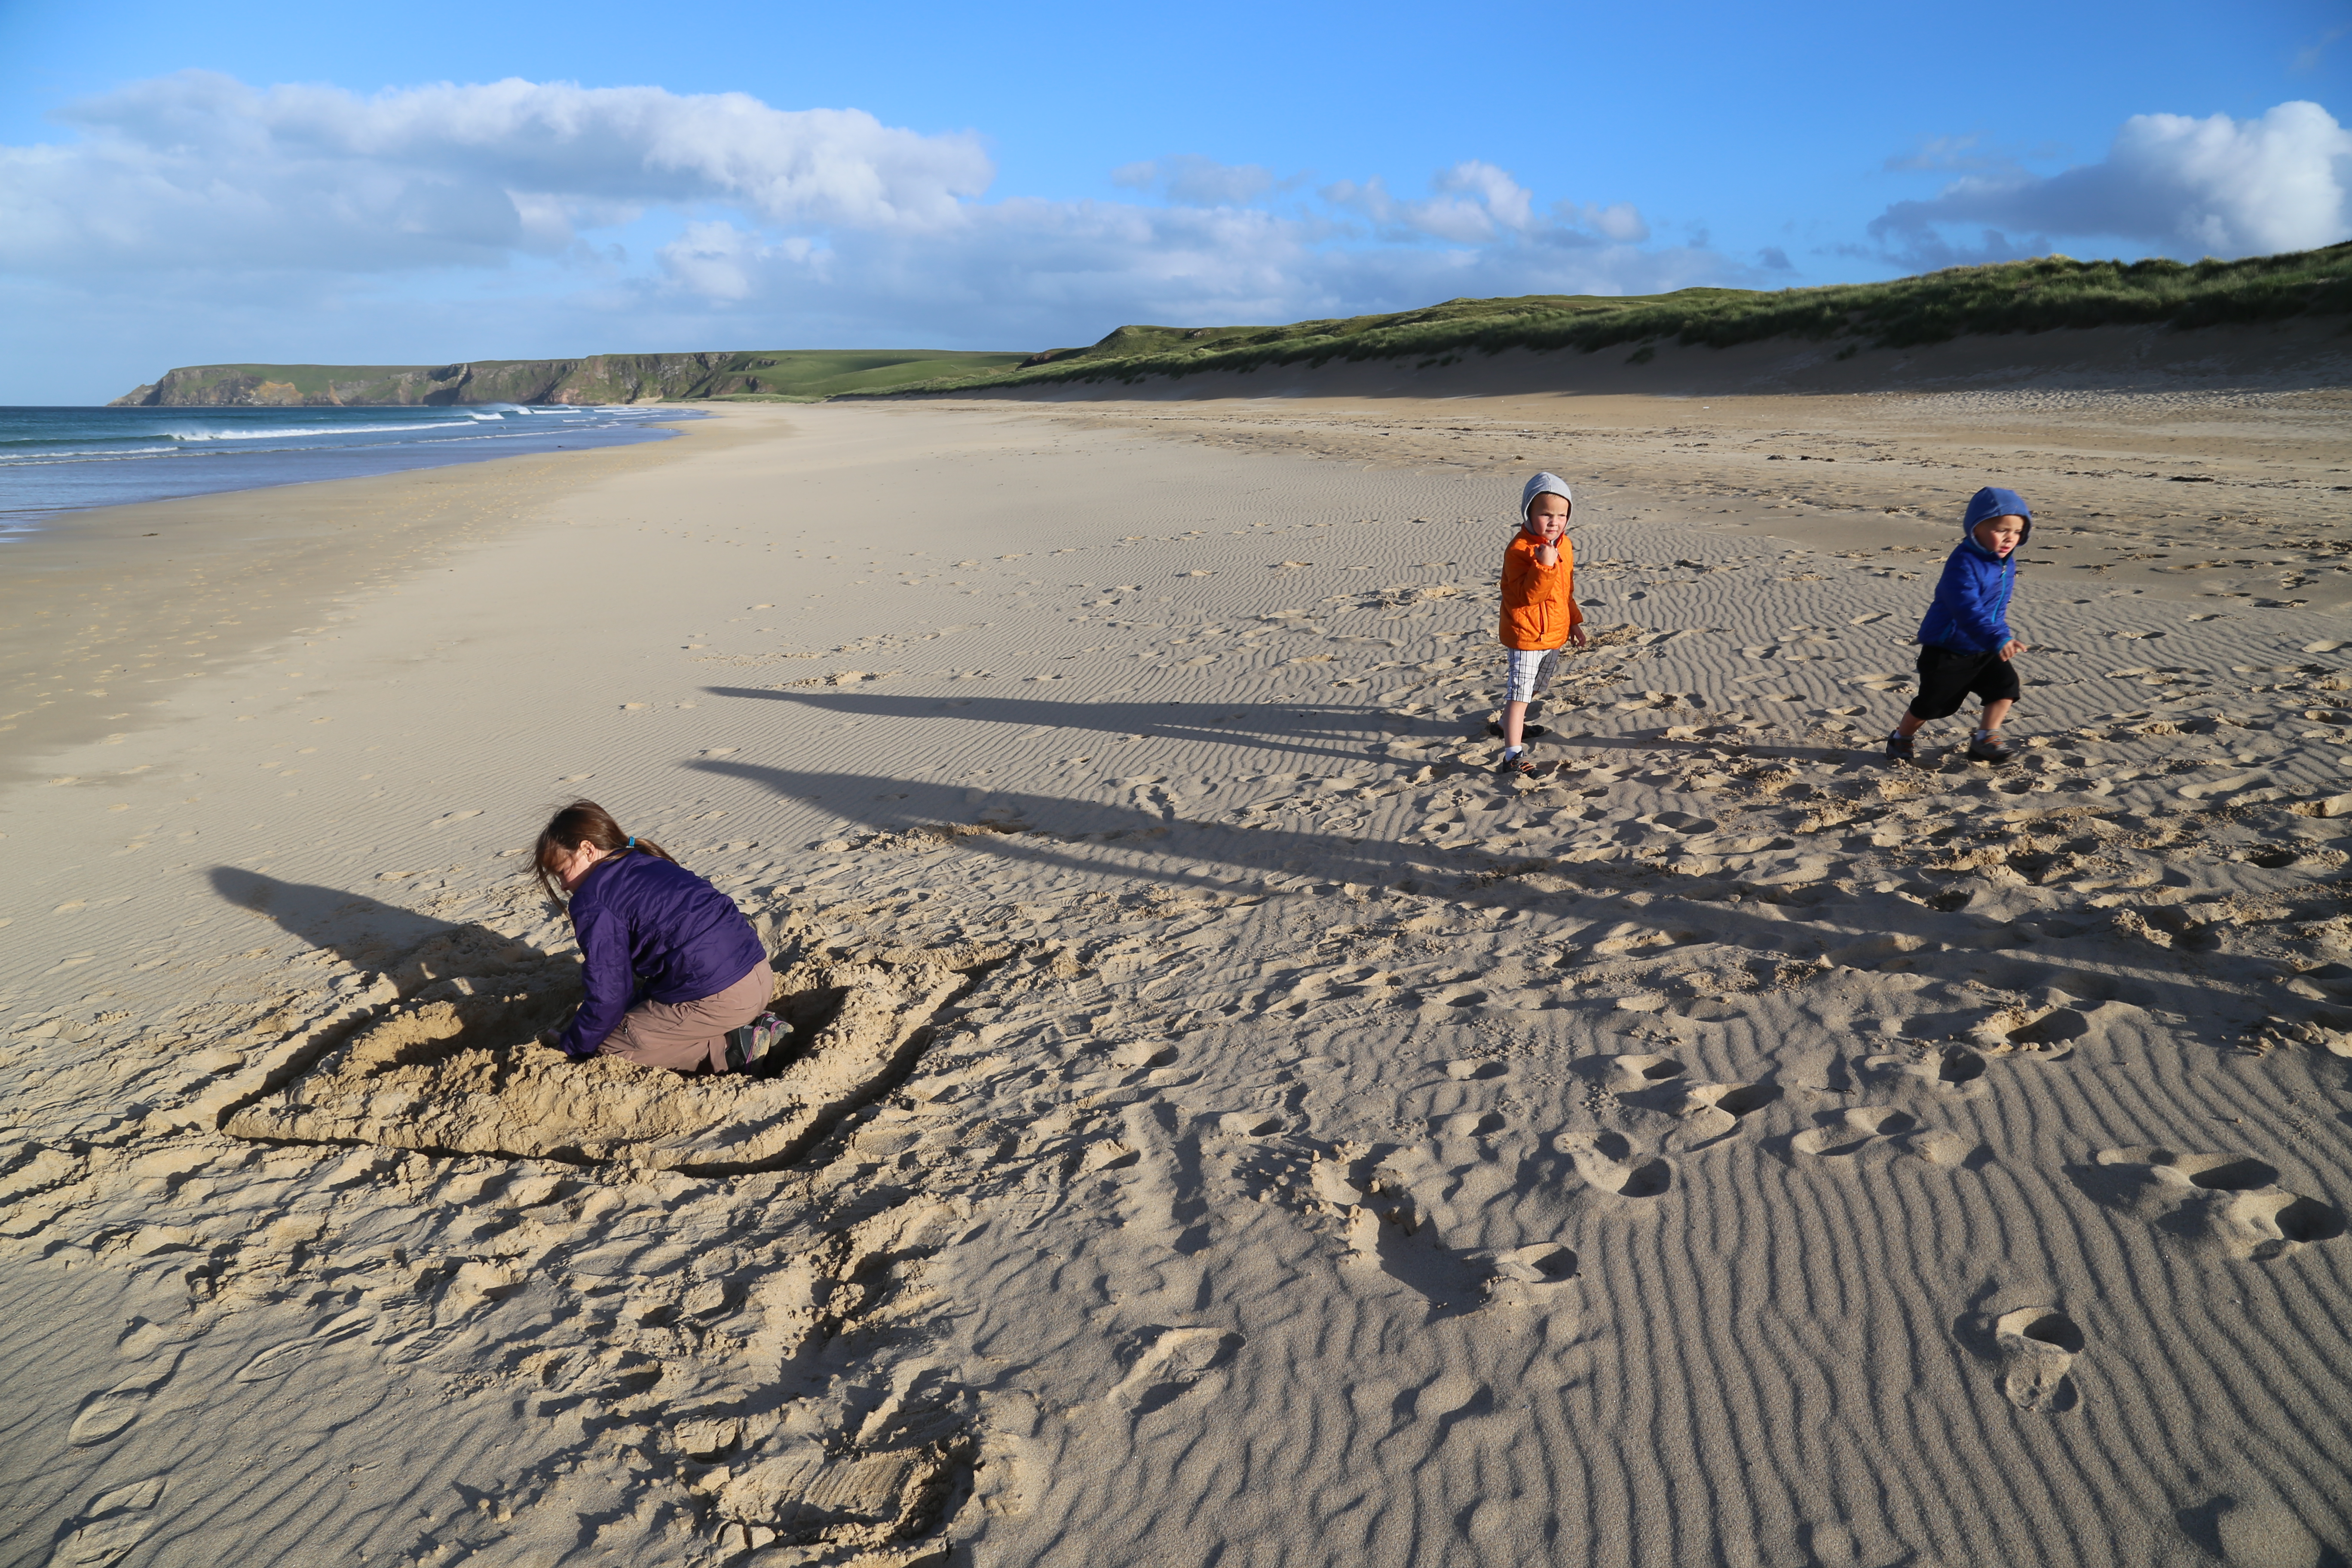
[107,349,1031,407]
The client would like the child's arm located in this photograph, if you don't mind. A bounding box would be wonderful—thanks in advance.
[1501,543,1536,602]
[1932,552,2019,654]
[556,905,632,1059]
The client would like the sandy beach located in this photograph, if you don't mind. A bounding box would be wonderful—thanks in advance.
[5,377,2352,1567]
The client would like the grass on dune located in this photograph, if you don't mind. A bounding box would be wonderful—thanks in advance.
[690,349,1031,400]
[875,242,2352,395]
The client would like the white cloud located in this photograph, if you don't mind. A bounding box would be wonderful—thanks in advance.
[1110,155,1277,206]
[0,70,993,274]
[1324,159,1534,242]
[0,72,1738,397]
[1870,100,2352,265]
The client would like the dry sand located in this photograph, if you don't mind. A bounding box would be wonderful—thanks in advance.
[4,363,2352,1568]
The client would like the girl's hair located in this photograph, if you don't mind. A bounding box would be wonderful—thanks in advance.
[532,799,676,905]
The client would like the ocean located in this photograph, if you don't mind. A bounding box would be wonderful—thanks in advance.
[0,403,694,534]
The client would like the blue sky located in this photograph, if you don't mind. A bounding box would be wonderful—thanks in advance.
[2,0,2346,403]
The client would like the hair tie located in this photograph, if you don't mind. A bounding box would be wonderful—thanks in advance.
[625,836,635,848]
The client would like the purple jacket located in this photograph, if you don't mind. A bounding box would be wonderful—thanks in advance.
[556,852,767,1058]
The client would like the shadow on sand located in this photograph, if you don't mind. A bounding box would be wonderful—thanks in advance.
[207,867,557,1000]
[687,756,2281,1052]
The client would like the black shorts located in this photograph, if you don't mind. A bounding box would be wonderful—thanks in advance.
[1909,644,2019,720]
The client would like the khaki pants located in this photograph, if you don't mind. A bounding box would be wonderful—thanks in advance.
[597,963,772,1075]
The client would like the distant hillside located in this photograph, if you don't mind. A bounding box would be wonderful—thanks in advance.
[107,349,1030,407]
[874,243,2352,395]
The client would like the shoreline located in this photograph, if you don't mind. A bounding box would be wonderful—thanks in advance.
[2,395,2348,1566]
[0,403,693,536]
[0,406,756,784]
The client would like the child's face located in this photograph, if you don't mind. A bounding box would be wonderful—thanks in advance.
[1525,494,1569,545]
[1972,514,2026,557]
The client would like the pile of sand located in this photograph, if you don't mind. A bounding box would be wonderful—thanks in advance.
[224,928,1023,1172]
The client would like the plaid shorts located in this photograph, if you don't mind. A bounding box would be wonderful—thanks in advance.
[1504,647,1560,705]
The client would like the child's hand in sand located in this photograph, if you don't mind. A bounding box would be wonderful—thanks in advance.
[1999,639,2025,660]
[1568,624,1588,649]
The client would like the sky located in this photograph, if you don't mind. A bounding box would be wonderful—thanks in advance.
[1,0,2346,404]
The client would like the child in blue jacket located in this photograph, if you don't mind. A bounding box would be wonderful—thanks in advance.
[1887,487,2030,765]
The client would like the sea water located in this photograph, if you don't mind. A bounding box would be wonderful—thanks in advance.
[0,404,694,534]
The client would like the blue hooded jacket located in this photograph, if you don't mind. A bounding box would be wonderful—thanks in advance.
[1915,486,2033,655]
[556,851,768,1059]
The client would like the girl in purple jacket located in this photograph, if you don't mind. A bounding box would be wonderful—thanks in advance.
[532,800,781,1073]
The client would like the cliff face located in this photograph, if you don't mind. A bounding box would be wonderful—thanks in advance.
[109,353,835,407]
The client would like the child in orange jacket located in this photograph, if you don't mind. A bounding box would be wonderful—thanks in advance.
[1495,472,1585,775]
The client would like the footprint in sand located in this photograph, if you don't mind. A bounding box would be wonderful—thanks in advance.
[1607,1052,1686,1089]
[51,1477,166,1567]
[67,1351,181,1447]
[1482,1243,1580,1308]
[1792,1109,1970,1165]
[2085,1148,2346,1261]
[231,1308,374,1383]
[1862,1044,1992,1091]
[1108,1326,1243,1414]
[1678,1081,1782,1141]
[1994,1307,2083,1414]
[1793,1107,1916,1157]
[1553,1133,1674,1200]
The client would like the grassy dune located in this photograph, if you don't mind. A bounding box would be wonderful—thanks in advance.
[877,242,2352,394]
[688,349,1033,400]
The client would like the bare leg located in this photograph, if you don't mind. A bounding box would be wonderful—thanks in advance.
[1895,709,1926,738]
[1979,697,2014,735]
[1502,699,1529,750]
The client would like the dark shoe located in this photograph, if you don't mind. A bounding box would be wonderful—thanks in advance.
[1496,749,1537,777]
[1486,720,1550,741]
[1885,733,1915,765]
[726,1012,792,1073]
[1966,732,2015,764]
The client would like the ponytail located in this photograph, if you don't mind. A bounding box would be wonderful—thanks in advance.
[531,799,677,905]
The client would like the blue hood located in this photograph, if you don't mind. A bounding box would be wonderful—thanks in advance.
[1961,486,2033,551]
[1916,486,2031,654]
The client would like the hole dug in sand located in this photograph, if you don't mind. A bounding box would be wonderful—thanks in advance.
[224,946,1016,1172]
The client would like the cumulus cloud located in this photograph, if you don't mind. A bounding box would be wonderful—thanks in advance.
[0,71,1736,392]
[1323,160,1532,242]
[1319,160,1652,252]
[1869,100,2352,266]
[0,70,992,273]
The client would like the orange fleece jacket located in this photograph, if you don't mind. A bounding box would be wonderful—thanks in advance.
[1498,531,1581,651]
